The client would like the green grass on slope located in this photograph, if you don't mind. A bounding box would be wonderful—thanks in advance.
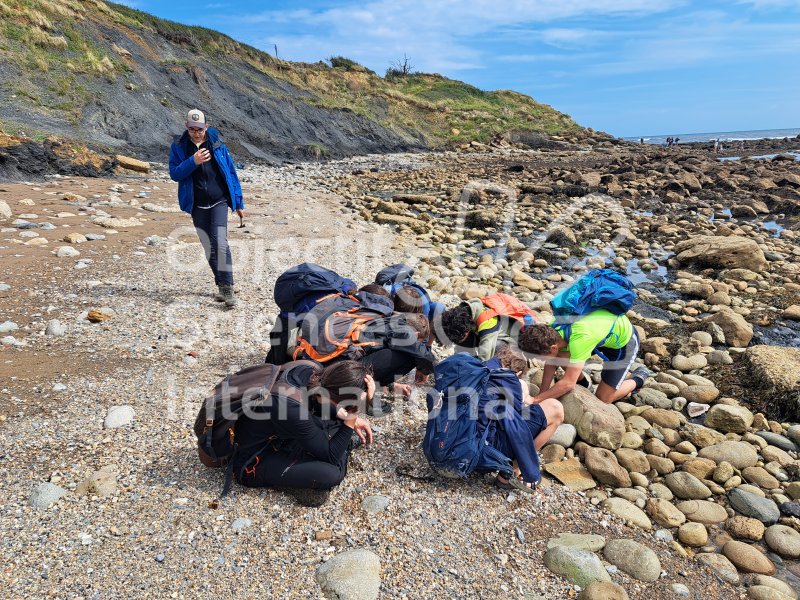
[0,0,583,146]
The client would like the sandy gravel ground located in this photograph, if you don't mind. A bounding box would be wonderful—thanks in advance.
[0,156,743,599]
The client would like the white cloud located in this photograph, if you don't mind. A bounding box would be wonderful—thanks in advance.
[224,0,684,73]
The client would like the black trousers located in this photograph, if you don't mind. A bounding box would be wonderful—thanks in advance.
[191,201,233,286]
[358,348,417,387]
[236,446,349,490]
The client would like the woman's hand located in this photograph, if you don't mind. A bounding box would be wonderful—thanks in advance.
[235,208,245,219]
[352,417,373,445]
[392,383,412,398]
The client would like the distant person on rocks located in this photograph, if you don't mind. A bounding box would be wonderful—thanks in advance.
[169,109,244,308]
[640,137,645,145]
[518,311,651,405]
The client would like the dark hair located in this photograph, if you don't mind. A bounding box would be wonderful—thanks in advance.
[358,283,390,297]
[393,286,423,313]
[440,304,473,345]
[404,313,431,341]
[495,344,529,376]
[309,360,372,411]
[518,324,561,356]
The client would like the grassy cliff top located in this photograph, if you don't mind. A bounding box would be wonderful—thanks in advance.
[0,0,583,153]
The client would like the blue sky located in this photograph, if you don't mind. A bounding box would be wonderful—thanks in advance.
[118,0,800,137]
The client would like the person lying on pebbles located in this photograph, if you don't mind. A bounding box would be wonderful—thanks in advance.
[232,360,374,507]
[518,309,652,405]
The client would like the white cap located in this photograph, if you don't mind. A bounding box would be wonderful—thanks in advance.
[186,109,207,128]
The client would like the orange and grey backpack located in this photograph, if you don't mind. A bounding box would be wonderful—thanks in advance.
[475,293,539,329]
[193,360,321,494]
[292,294,390,363]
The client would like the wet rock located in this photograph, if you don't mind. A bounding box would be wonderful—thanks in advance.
[698,441,759,469]
[603,539,661,582]
[728,489,780,524]
[752,575,798,599]
[748,586,795,600]
[696,552,739,584]
[28,482,67,509]
[704,405,754,434]
[763,525,800,559]
[755,432,798,453]
[542,545,611,587]
[722,540,776,575]
[315,548,381,600]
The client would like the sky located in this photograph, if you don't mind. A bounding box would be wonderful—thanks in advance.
[116,0,800,137]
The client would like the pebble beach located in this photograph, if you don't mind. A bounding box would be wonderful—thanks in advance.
[1,136,800,599]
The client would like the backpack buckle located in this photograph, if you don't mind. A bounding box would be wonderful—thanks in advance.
[206,418,214,427]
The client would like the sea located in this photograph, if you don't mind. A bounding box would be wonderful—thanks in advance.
[624,127,800,145]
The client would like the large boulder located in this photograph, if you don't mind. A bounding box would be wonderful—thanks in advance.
[674,235,769,271]
[701,310,753,348]
[698,441,759,469]
[744,345,800,420]
[560,387,625,450]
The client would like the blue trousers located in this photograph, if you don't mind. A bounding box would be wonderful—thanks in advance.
[191,202,233,286]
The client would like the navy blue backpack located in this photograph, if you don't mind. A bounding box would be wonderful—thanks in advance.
[375,263,445,324]
[274,263,355,317]
[423,354,514,480]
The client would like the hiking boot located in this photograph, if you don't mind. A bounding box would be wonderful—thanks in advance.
[220,284,238,307]
[214,285,225,302]
[631,366,653,391]
[289,487,330,507]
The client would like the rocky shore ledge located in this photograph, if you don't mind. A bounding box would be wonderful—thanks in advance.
[0,136,799,599]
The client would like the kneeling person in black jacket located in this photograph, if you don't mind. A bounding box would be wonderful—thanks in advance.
[233,360,374,506]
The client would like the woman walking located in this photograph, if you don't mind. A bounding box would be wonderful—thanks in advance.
[169,109,244,307]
